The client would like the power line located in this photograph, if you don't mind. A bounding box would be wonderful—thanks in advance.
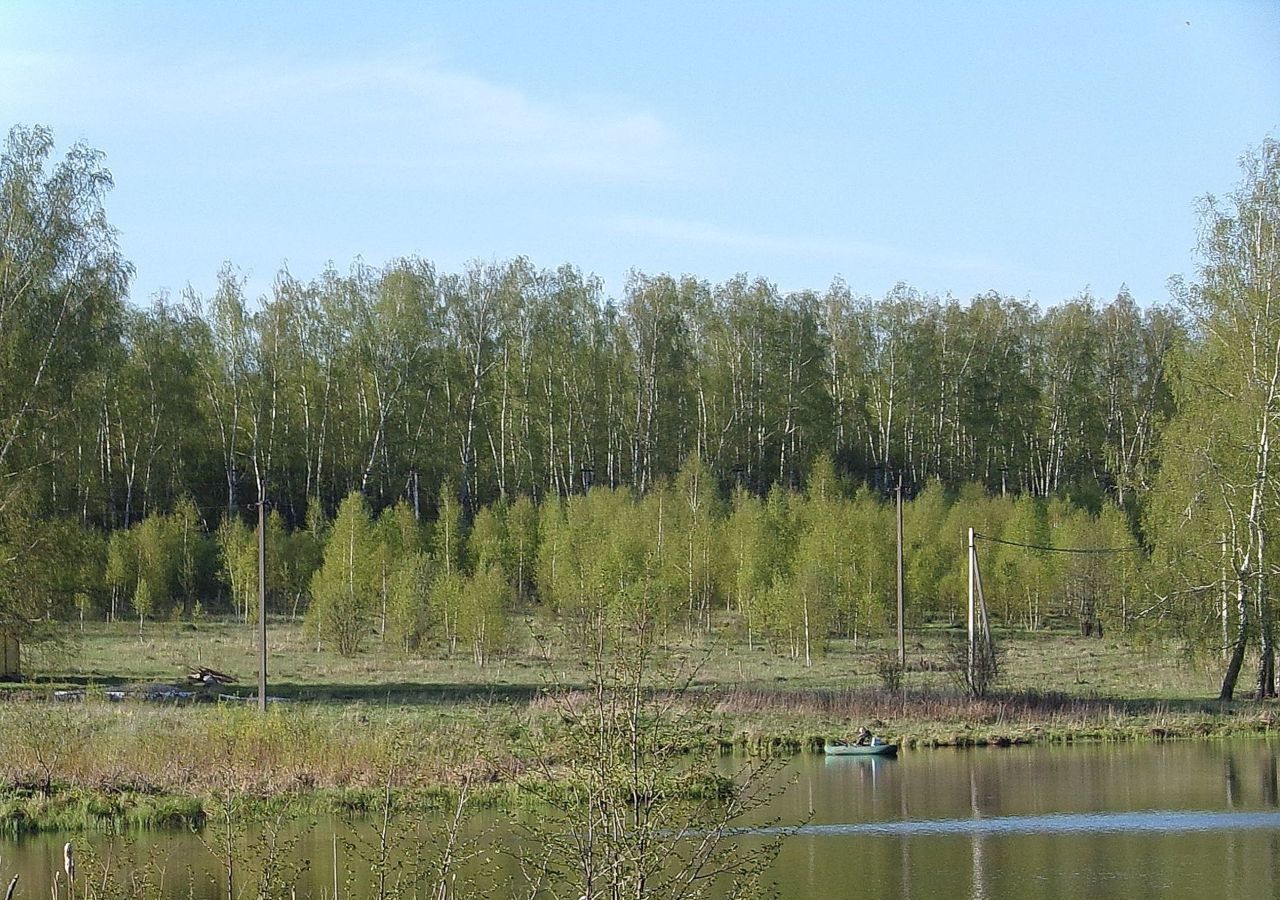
[973,532,1143,554]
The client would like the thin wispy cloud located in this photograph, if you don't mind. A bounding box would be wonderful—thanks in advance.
[5,1,1265,306]
[607,215,1020,281]
[0,51,695,185]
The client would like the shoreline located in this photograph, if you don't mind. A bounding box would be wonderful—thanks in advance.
[2,702,1273,836]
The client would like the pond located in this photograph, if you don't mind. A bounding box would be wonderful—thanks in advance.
[756,739,1280,899]
[3,739,1278,898]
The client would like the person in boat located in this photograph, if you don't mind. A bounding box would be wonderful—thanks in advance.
[855,726,873,746]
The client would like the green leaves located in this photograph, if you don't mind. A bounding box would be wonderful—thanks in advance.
[11,122,1280,685]
[0,126,128,528]
[1147,138,1280,698]
[308,491,378,656]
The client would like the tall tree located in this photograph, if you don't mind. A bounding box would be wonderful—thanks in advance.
[1151,139,1280,700]
[622,273,699,492]
[0,126,129,501]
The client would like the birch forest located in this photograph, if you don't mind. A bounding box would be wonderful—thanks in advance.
[2,124,1277,699]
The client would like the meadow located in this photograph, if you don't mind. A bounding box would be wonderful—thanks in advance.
[27,616,1221,702]
[1,616,1270,834]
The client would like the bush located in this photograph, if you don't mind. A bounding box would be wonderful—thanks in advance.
[875,652,904,692]
[946,634,1002,698]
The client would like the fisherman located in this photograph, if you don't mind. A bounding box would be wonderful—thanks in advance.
[854,726,873,746]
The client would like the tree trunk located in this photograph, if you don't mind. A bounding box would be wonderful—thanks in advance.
[802,595,812,668]
[1256,539,1275,699]
[1256,636,1276,701]
[1220,578,1250,701]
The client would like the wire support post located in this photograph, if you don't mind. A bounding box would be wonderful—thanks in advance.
[966,526,998,697]
[256,487,268,712]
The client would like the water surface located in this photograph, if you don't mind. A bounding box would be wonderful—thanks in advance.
[3,740,1277,898]
[751,740,1280,899]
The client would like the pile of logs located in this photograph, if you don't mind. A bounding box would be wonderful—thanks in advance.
[185,666,237,686]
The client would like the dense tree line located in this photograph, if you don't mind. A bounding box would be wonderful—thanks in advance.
[1,124,1277,697]
[36,264,1180,527]
[29,457,1145,666]
[3,128,1181,526]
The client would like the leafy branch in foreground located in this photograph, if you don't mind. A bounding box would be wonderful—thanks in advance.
[515,597,785,900]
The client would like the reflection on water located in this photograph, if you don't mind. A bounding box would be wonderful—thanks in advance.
[756,740,1280,900]
[747,809,1280,836]
[2,740,1278,899]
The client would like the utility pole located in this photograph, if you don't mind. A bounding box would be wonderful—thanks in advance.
[896,476,905,667]
[967,526,975,689]
[257,488,268,712]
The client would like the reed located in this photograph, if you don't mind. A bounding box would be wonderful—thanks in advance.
[0,620,1263,833]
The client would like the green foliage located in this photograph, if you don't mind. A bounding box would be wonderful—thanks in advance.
[467,503,507,574]
[172,496,203,616]
[534,497,567,609]
[308,491,377,655]
[11,123,1275,686]
[457,564,508,666]
[0,125,129,498]
[538,488,659,637]
[1147,138,1280,699]
[0,492,103,641]
[787,492,842,663]
[375,501,422,563]
[370,500,425,641]
[386,551,434,651]
[429,570,466,654]
[133,576,154,625]
[263,509,290,608]
[722,489,770,646]
[217,517,256,622]
[2,136,1190,562]
[104,528,136,621]
[903,482,950,621]
[671,453,721,630]
[433,481,462,577]
[275,519,317,619]
[845,490,895,638]
[133,512,178,620]
[991,495,1055,628]
[506,494,539,603]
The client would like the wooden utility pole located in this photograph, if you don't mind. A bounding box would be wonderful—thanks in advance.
[896,476,905,666]
[967,526,975,688]
[257,490,267,712]
[965,527,996,693]
[0,631,19,679]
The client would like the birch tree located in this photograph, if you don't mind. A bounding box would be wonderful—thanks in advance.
[309,491,377,655]
[1151,139,1280,699]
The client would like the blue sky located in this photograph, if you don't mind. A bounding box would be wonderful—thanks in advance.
[2,1,1277,308]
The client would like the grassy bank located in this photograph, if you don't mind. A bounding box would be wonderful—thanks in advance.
[0,618,1271,834]
[13,614,1225,701]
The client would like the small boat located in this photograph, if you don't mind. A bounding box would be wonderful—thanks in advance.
[824,741,899,757]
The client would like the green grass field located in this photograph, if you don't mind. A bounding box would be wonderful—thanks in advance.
[0,617,1271,833]
[19,615,1224,701]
